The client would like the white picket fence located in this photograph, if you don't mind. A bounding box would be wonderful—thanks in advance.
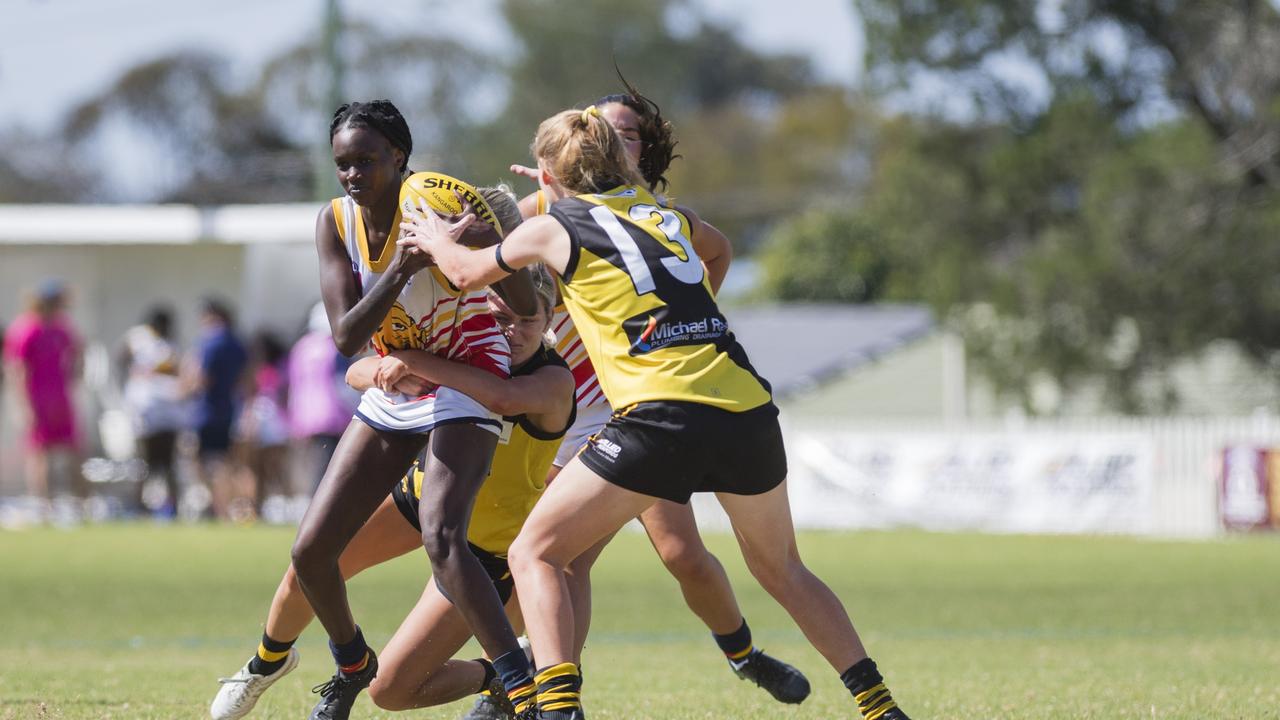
[689,414,1280,538]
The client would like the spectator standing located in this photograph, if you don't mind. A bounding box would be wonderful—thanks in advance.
[185,298,247,520]
[285,302,358,493]
[236,330,290,516]
[2,280,87,506]
[119,305,186,515]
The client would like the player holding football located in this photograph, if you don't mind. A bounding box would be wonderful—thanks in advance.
[475,84,809,720]
[283,100,540,720]
[210,267,574,720]
[399,106,912,720]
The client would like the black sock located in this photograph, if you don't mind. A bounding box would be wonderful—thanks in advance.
[841,658,900,719]
[713,618,754,663]
[474,658,497,694]
[248,631,296,676]
[493,648,535,713]
[329,626,370,672]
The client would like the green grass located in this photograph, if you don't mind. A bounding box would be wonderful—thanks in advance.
[1,524,1278,719]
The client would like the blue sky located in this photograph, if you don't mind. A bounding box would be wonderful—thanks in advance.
[4,0,862,133]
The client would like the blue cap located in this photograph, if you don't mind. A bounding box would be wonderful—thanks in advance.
[36,278,66,302]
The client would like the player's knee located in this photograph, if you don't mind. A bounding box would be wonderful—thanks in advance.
[744,553,802,597]
[507,533,542,579]
[281,563,303,593]
[419,520,466,565]
[290,533,326,578]
[658,540,718,582]
[367,674,411,711]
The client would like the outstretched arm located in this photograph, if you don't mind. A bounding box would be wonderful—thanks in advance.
[399,202,571,290]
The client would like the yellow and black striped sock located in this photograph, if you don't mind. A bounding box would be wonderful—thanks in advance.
[507,679,536,714]
[841,658,904,720]
[247,632,295,676]
[534,662,583,718]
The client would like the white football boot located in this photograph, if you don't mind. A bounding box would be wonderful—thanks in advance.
[210,647,300,720]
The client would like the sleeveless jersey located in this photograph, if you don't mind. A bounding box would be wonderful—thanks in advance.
[547,185,771,412]
[534,190,609,410]
[332,196,510,427]
[400,345,574,554]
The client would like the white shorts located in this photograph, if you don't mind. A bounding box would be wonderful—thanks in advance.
[553,402,613,467]
[355,386,502,435]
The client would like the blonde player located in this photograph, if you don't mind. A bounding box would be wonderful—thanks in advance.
[476,87,807,720]
[399,106,912,720]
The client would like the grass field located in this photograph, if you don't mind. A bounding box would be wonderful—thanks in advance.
[2,524,1278,719]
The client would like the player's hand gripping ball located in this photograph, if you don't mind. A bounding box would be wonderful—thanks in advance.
[399,172,503,247]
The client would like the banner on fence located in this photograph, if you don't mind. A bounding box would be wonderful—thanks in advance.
[1221,446,1271,530]
[775,431,1155,534]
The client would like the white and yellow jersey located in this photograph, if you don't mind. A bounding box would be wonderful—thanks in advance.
[333,195,510,432]
[547,185,771,412]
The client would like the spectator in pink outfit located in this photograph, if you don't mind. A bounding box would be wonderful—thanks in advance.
[2,280,87,501]
[236,330,291,514]
[286,302,358,492]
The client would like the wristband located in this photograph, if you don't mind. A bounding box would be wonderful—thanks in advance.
[494,243,516,274]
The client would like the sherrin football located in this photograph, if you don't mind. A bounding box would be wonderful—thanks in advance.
[399,171,502,237]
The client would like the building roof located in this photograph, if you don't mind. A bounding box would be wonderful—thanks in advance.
[0,204,316,244]
[726,303,934,401]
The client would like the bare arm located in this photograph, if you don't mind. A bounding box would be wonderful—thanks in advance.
[399,210,571,291]
[350,348,574,431]
[677,206,733,296]
[517,191,540,220]
[491,269,538,317]
[391,349,574,422]
[315,204,432,356]
[345,354,434,397]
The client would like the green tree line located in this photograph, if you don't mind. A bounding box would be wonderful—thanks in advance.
[5,0,1278,413]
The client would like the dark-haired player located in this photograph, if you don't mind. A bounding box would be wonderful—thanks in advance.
[270,100,537,720]
[210,267,572,720]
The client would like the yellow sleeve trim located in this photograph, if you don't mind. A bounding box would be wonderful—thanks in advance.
[331,198,346,241]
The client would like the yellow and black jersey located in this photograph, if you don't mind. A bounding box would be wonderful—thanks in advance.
[547,185,771,413]
[393,345,574,554]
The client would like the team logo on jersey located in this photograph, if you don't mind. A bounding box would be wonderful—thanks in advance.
[624,308,728,355]
[372,302,433,355]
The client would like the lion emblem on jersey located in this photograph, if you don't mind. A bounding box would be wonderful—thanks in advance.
[372,302,431,355]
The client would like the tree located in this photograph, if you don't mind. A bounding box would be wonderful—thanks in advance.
[456,0,833,246]
[839,0,1280,412]
[758,206,892,303]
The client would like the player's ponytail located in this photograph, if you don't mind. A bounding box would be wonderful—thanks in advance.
[532,107,647,196]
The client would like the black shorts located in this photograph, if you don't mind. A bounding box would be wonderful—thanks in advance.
[577,400,787,504]
[391,480,514,604]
